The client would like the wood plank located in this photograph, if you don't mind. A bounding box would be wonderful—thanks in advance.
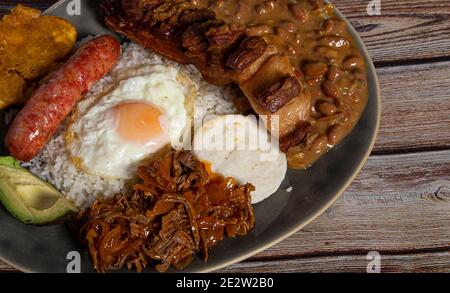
[1,2,450,154]
[1,1,449,152]
[0,259,18,272]
[334,0,450,63]
[0,0,448,273]
[374,61,450,153]
[0,3,449,153]
[2,251,449,272]
[1,150,449,272]
[251,150,450,259]
[1,0,450,63]
[220,251,450,273]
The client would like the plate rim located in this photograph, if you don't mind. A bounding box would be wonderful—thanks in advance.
[0,0,381,273]
[198,4,382,273]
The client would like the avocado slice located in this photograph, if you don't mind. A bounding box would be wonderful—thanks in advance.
[0,156,78,225]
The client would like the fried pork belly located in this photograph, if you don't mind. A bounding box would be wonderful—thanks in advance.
[240,55,311,140]
[101,0,311,150]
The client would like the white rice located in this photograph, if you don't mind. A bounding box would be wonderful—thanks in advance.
[22,43,238,208]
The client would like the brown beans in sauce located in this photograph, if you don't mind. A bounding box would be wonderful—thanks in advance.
[327,65,342,82]
[309,0,324,9]
[315,46,338,59]
[303,61,328,77]
[309,86,324,99]
[322,80,339,98]
[290,4,309,23]
[255,4,268,15]
[322,19,346,35]
[264,0,277,9]
[327,124,345,145]
[294,34,302,45]
[317,112,348,125]
[350,79,368,91]
[319,36,350,49]
[342,55,364,70]
[287,148,306,161]
[286,44,298,55]
[309,135,328,153]
[317,102,338,116]
[276,27,291,39]
[278,21,298,33]
[351,94,361,103]
[247,24,273,36]
[321,19,334,34]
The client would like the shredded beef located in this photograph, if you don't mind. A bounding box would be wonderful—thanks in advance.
[71,151,255,273]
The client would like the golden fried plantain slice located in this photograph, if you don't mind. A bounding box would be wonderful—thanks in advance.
[0,71,26,110]
[0,5,77,109]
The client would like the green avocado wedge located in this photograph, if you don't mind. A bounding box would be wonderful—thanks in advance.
[0,156,78,225]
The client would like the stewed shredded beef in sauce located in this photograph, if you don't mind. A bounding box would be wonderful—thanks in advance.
[72,151,255,272]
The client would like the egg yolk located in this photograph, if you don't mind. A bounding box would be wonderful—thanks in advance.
[113,102,166,145]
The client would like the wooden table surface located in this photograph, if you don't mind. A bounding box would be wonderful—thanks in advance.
[1,0,449,273]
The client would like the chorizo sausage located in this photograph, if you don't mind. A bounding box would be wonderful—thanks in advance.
[5,35,121,161]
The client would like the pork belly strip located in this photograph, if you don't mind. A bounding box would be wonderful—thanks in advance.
[101,0,310,149]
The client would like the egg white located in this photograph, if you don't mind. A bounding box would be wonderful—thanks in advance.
[66,65,193,179]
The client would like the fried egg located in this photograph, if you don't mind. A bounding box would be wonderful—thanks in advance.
[66,65,194,179]
[193,115,287,204]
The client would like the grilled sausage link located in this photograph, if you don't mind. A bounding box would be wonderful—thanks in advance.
[5,35,121,161]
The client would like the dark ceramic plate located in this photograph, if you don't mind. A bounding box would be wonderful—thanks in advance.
[0,0,380,272]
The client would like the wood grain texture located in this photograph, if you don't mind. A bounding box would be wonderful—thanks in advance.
[374,61,450,153]
[2,150,449,272]
[4,251,450,273]
[2,2,450,153]
[251,150,450,259]
[333,0,450,63]
[0,0,449,273]
[1,0,450,64]
[220,251,450,273]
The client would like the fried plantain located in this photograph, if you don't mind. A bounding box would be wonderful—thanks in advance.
[0,71,26,109]
[0,5,77,109]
